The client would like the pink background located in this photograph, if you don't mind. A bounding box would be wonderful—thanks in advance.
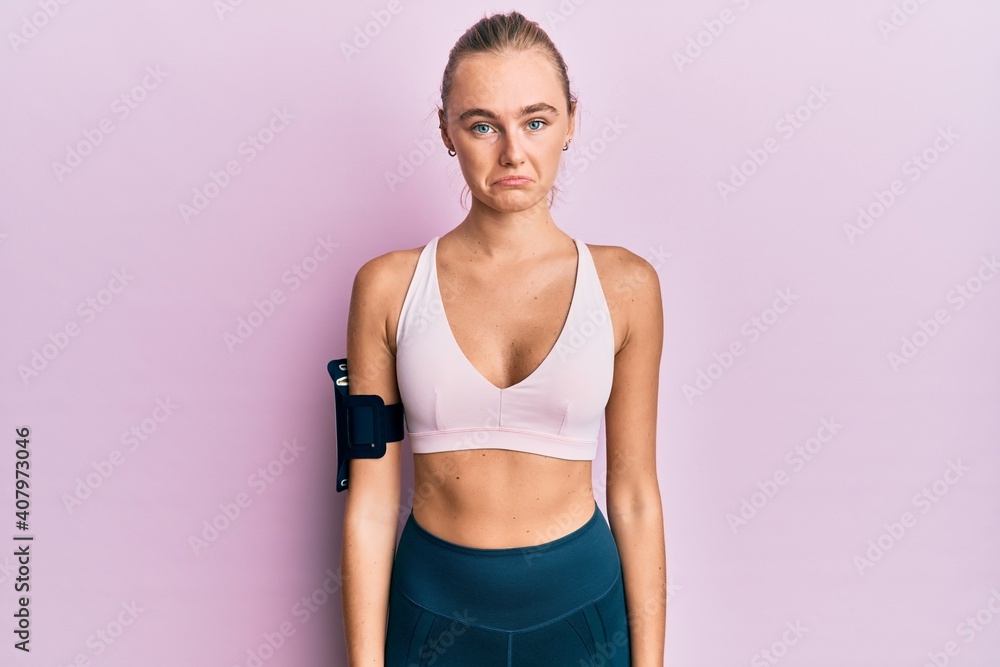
[2,1,999,665]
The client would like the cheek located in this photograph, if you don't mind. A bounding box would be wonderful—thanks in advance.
[456,157,488,188]
[458,152,491,178]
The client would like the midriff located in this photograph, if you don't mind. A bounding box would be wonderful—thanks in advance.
[411,448,596,549]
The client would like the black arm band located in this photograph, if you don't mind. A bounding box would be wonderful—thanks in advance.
[327,358,405,492]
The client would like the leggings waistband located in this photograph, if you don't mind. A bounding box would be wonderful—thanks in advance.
[391,501,622,631]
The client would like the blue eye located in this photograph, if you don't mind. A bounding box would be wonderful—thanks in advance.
[471,120,547,135]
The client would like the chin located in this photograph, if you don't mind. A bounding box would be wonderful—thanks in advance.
[489,198,546,214]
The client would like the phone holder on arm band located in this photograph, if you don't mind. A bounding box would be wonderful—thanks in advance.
[327,358,405,492]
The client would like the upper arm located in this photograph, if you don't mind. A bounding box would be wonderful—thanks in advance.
[603,249,664,516]
[344,254,403,523]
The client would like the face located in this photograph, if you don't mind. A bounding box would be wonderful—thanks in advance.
[440,49,575,214]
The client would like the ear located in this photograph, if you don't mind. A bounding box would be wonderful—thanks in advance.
[566,100,576,142]
[438,108,454,151]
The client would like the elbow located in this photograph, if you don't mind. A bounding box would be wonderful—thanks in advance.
[606,476,662,524]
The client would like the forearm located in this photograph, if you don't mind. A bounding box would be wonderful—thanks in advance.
[608,497,666,667]
[341,504,398,666]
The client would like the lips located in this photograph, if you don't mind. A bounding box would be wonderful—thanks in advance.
[494,175,532,184]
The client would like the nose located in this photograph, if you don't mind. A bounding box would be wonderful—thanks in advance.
[498,129,526,166]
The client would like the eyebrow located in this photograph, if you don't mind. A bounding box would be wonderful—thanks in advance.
[457,102,560,122]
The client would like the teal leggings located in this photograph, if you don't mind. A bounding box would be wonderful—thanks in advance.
[384,502,630,666]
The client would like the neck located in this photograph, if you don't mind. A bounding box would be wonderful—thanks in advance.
[455,196,567,262]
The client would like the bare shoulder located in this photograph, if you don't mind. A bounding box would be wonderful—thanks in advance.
[352,242,423,296]
[585,243,659,291]
[584,242,663,352]
[350,241,427,353]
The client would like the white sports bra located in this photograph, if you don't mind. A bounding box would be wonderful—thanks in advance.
[394,235,615,460]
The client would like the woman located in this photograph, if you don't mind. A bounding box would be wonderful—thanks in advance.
[341,11,665,666]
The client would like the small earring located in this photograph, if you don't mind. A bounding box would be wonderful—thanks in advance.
[563,139,572,151]
[448,148,456,157]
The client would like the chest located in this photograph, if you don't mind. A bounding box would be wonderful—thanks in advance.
[437,265,577,389]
